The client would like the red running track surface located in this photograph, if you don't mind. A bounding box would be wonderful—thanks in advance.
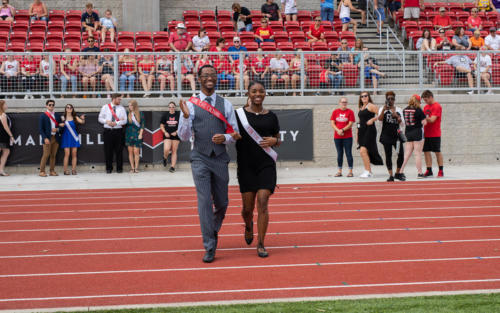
[0,179,500,311]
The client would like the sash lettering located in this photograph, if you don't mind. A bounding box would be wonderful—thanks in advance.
[189,96,234,134]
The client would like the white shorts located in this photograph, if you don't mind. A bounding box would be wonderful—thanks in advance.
[403,7,420,19]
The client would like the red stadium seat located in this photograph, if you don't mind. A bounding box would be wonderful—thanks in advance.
[424,11,438,22]
[293,41,311,51]
[45,41,63,51]
[168,20,182,32]
[277,41,294,51]
[0,20,10,33]
[201,20,218,32]
[14,9,30,23]
[242,41,258,51]
[47,20,64,33]
[0,42,7,52]
[65,10,82,23]
[7,42,25,52]
[328,41,340,50]
[333,20,343,32]
[289,31,306,43]
[64,31,81,44]
[0,30,8,42]
[206,31,221,44]
[221,31,237,42]
[342,63,359,87]
[486,11,498,23]
[320,21,333,31]
[273,31,289,43]
[153,31,169,44]
[311,10,321,20]
[339,31,356,43]
[200,10,216,22]
[12,20,29,33]
[252,20,261,30]
[153,42,170,51]
[297,10,312,23]
[269,20,284,32]
[48,10,65,23]
[450,21,464,29]
[117,41,135,51]
[300,20,313,32]
[483,20,495,30]
[401,21,418,39]
[217,10,233,22]
[455,12,469,23]
[117,31,134,41]
[135,41,153,52]
[185,20,201,33]
[324,31,338,42]
[408,30,422,49]
[419,21,433,31]
[260,41,276,51]
[183,10,199,22]
[250,10,263,23]
[9,31,27,44]
[65,21,82,32]
[491,64,500,85]
[238,31,254,43]
[307,64,322,88]
[100,42,117,51]
[285,21,300,32]
[63,41,80,51]
[312,41,328,51]
[434,63,454,86]
[447,2,463,12]
[218,21,234,32]
[30,20,47,32]
[463,2,476,10]
[135,31,152,43]
[26,41,44,52]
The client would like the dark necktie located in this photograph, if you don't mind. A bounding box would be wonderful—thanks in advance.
[111,106,116,122]
[205,96,212,106]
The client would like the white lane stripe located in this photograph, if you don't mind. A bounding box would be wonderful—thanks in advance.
[1,193,500,208]
[1,185,499,203]
[1,204,499,217]
[1,238,499,257]
[2,213,500,225]
[1,256,500,278]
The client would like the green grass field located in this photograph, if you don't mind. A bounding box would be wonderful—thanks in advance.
[74,293,500,313]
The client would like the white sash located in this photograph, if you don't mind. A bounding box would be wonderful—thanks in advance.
[65,120,79,143]
[131,112,141,128]
[236,108,277,162]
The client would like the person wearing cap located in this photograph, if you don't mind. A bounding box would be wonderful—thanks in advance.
[228,37,248,63]
[433,7,451,31]
[169,23,193,52]
[485,27,500,50]
[473,46,493,94]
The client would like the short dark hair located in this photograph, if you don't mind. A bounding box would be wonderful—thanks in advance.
[45,99,55,106]
[111,93,121,99]
[216,37,225,46]
[198,64,216,77]
[248,80,265,91]
[421,90,434,99]
[385,91,395,98]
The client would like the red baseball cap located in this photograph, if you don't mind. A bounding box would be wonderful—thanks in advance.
[412,94,421,101]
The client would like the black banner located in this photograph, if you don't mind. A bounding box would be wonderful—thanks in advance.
[7,109,313,165]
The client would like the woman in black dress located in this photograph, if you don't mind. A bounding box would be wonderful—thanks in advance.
[236,81,280,258]
[0,100,14,176]
[357,92,383,178]
[400,95,427,179]
[160,101,180,173]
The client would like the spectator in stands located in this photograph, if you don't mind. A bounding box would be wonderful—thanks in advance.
[100,9,117,43]
[269,53,290,95]
[373,0,385,37]
[477,0,494,12]
[233,56,250,93]
[0,0,15,22]
[118,48,137,97]
[254,19,275,45]
[471,29,485,49]
[326,53,344,95]
[320,0,335,24]
[467,8,483,32]
[214,53,235,92]
[261,0,282,21]
[338,0,362,35]
[436,28,452,50]
[228,37,248,63]
[388,0,402,24]
[350,38,366,64]
[232,3,253,31]
[83,36,100,52]
[452,27,471,50]
[401,0,423,22]
[485,27,500,49]
[39,54,53,97]
[59,48,79,98]
[21,52,39,99]
[169,23,193,52]
[307,16,326,42]
[281,0,298,22]
[434,54,475,94]
[192,28,211,52]
[289,49,308,96]
[210,38,228,63]
[0,53,18,97]
[433,7,452,31]
[173,55,196,96]
[79,55,99,97]
[493,0,500,14]
[356,0,367,28]
[81,2,100,38]
[474,46,493,94]
[195,50,212,76]
[363,53,386,94]
[138,55,155,97]
[99,54,115,98]
[337,39,352,64]
[416,29,437,51]
[29,0,48,22]
[251,47,270,87]
[157,55,175,96]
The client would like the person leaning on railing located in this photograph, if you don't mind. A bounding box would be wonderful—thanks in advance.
[0,53,19,97]
[434,54,475,94]
[473,46,493,94]
[289,49,308,96]
[20,52,39,99]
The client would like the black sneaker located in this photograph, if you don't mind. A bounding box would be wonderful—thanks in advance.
[387,176,395,182]
[424,170,433,177]
[169,167,175,173]
[395,173,406,181]
[163,158,167,167]
[417,173,425,179]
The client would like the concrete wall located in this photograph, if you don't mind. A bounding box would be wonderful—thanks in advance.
[122,0,160,32]
[8,94,500,168]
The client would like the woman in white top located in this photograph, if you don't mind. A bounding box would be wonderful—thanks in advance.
[269,53,290,94]
[192,28,211,52]
[0,54,19,96]
[100,9,117,43]
[474,46,493,94]
[338,0,361,35]
[39,54,53,98]
[281,0,298,21]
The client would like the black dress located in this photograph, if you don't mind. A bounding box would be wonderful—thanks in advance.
[358,107,384,166]
[0,114,12,148]
[236,108,280,194]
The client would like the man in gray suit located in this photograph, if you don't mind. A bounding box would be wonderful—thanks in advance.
[178,64,240,263]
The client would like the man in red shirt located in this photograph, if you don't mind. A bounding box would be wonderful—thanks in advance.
[433,7,452,31]
[169,23,193,52]
[254,19,275,45]
[308,17,326,42]
[21,53,40,99]
[421,90,444,177]
[401,0,423,22]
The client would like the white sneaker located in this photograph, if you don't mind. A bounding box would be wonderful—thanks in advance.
[359,170,373,178]
[24,95,29,99]
[467,90,474,95]
[40,95,45,99]
[486,89,494,95]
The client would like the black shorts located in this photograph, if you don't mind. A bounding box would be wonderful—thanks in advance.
[165,134,180,141]
[423,137,441,152]
[405,128,423,142]
[358,0,367,11]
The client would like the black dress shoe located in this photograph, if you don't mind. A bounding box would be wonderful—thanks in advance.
[203,250,215,263]
[214,231,218,248]
[117,169,123,173]
[257,243,268,258]
[244,222,254,245]
[106,169,112,174]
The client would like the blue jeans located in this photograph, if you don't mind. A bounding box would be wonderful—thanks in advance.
[217,73,235,90]
[119,73,136,91]
[60,74,77,92]
[334,137,353,169]
[255,38,274,45]
[31,16,49,22]
[321,7,334,23]
[238,24,253,32]
[328,73,343,89]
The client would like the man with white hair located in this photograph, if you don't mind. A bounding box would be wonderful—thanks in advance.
[169,23,193,52]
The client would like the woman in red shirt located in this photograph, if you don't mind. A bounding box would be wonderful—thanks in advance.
[330,97,355,177]
[467,8,483,31]
[251,47,269,87]
[138,54,155,97]
[232,56,250,93]
[308,17,326,42]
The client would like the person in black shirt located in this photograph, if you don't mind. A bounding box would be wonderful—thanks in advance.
[81,2,100,37]
[236,81,280,258]
[232,2,253,31]
[82,36,100,52]
[261,0,282,21]
[377,91,405,182]
[160,101,181,172]
[400,94,427,179]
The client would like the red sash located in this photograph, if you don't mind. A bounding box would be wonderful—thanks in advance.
[108,103,120,122]
[188,96,234,134]
[45,111,58,125]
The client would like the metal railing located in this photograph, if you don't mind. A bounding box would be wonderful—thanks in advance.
[1,50,499,98]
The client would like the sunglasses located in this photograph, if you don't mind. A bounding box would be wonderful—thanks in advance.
[341,42,347,44]
[387,97,395,100]
[47,103,55,107]
[315,19,321,21]
[361,94,369,98]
